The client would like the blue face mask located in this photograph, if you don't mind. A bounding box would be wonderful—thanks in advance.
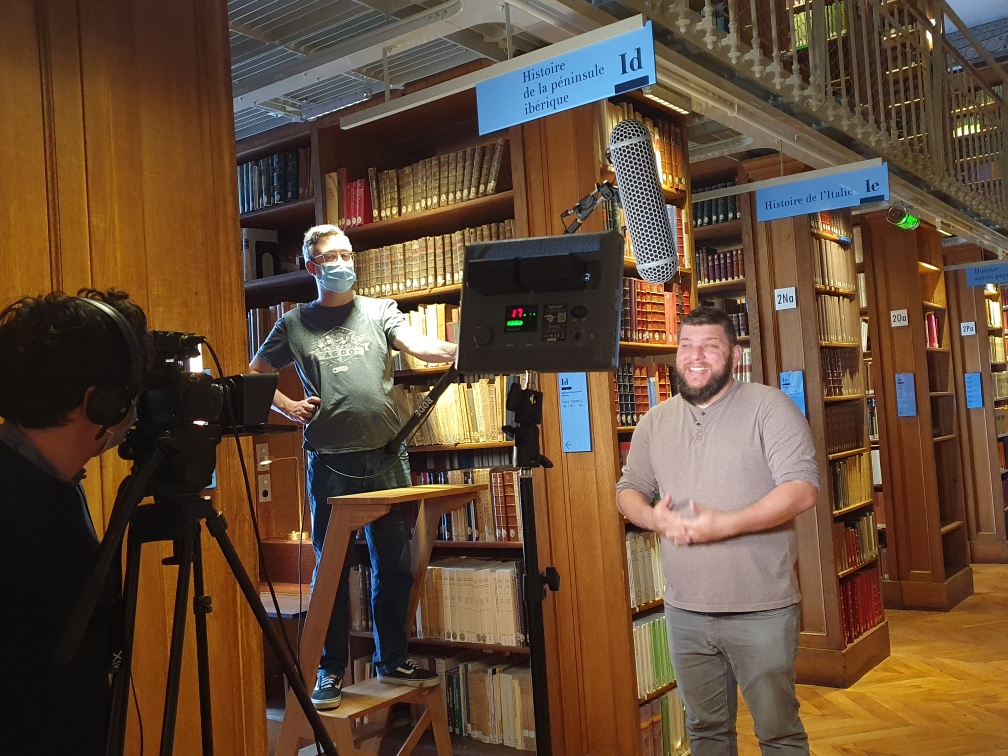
[317,259,356,293]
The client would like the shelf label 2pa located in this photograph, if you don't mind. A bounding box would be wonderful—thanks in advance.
[774,287,797,310]
[890,309,909,327]
[961,321,976,336]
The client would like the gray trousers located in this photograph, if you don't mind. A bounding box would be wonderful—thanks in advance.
[664,603,808,756]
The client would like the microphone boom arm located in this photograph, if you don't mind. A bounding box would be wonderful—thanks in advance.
[560,181,619,235]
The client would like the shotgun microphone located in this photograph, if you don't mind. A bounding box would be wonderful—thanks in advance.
[609,119,679,284]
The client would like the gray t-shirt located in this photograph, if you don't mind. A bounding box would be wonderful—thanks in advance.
[255,296,406,454]
[616,380,819,613]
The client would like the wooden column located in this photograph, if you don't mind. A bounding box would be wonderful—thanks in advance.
[945,244,1008,562]
[1,2,266,752]
[860,213,974,610]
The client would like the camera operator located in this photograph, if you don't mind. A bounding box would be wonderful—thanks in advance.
[0,289,150,755]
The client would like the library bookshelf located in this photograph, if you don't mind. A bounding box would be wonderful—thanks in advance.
[860,212,974,610]
[739,155,889,686]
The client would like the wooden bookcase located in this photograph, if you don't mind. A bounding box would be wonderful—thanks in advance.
[740,155,889,687]
[859,212,974,610]
[944,243,1008,562]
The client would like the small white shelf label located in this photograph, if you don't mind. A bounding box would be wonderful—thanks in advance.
[890,309,909,327]
[961,321,977,336]
[774,287,797,310]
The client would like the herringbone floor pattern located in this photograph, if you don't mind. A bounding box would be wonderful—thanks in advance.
[736,564,1008,755]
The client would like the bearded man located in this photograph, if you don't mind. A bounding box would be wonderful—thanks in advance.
[616,305,820,756]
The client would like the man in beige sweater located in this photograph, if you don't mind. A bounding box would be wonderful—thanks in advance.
[617,306,819,756]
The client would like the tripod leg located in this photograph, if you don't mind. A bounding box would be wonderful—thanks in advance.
[107,528,145,756]
[160,527,197,756]
[191,530,215,756]
[202,510,339,756]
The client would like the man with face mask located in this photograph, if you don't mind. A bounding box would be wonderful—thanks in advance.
[0,289,149,755]
[250,224,457,709]
[617,306,820,756]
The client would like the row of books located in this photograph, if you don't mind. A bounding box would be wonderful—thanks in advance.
[824,401,866,456]
[634,612,676,700]
[324,138,508,229]
[437,656,534,750]
[812,235,858,293]
[857,272,868,309]
[793,0,847,48]
[992,335,1006,363]
[627,530,667,609]
[925,312,943,349]
[865,364,875,394]
[996,406,1008,437]
[822,347,864,397]
[691,180,738,227]
[412,447,514,470]
[247,301,298,362]
[415,559,527,648]
[733,347,754,383]
[860,319,870,353]
[838,568,884,645]
[986,296,1003,329]
[817,294,860,344]
[598,99,688,191]
[696,247,744,286]
[994,371,1008,401]
[237,146,313,215]
[868,398,879,442]
[621,279,692,345]
[1000,288,1008,310]
[830,451,873,513]
[999,438,1007,471]
[615,361,675,427]
[834,510,879,574]
[391,376,515,446]
[871,448,882,486]
[395,303,459,369]
[639,689,689,756]
[810,210,853,240]
[355,220,516,297]
[411,468,523,544]
[604,200,691,273]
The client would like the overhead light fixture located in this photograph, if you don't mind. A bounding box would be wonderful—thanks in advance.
[641,84,691,115]
[887,204,921,230]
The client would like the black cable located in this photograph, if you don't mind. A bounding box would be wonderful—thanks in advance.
[199,340,305,685]
[131,676,144,756]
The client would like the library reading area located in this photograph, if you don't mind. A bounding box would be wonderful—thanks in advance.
[3,1,1008,755]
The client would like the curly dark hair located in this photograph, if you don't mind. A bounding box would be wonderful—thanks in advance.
[0,288,150,428]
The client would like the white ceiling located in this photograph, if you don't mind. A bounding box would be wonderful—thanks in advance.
[945,0,1008,29]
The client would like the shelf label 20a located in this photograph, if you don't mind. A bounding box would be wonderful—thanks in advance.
[774,287,797,310]
[890,309,909,327]
[961,321,977,336]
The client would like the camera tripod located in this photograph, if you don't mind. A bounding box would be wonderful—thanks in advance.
[54,435,340,756]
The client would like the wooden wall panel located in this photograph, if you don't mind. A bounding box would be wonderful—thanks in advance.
[517,104,640,755]
[1,2,267,754]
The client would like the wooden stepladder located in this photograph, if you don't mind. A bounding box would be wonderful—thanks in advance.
[274,483,487,756]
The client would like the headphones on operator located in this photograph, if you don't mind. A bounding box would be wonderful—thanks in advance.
[78,297,144,429]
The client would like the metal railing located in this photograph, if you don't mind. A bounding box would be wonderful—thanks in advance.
[645,0,1007,227]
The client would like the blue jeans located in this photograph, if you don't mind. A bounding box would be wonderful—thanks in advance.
[307,448,413,678]
[665,603,808,756]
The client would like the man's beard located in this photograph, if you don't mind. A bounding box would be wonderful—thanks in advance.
[675,361,733,405]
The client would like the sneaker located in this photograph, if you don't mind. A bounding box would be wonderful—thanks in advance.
[377,659,441,688]
[311,671,342,710]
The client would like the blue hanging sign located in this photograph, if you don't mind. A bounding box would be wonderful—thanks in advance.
[896,372,917,417]
[755,162,890,222]
[779,370,807,417]
[965,262,1008,287]
[558,372,592,453]
[476,21,656,135]
[964,372,983,409]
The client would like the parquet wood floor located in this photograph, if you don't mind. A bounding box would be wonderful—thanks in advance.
[736,564,1008,755]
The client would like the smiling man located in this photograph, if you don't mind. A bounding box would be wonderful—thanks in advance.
[616,305,819,756]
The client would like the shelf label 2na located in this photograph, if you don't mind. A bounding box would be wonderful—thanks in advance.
[890,309,909,327]
[774,287,797,310]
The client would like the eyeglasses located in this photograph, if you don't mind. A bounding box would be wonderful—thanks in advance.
[310,251,353,264]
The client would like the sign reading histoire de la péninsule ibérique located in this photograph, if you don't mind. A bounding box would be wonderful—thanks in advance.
[475,19,657,135]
